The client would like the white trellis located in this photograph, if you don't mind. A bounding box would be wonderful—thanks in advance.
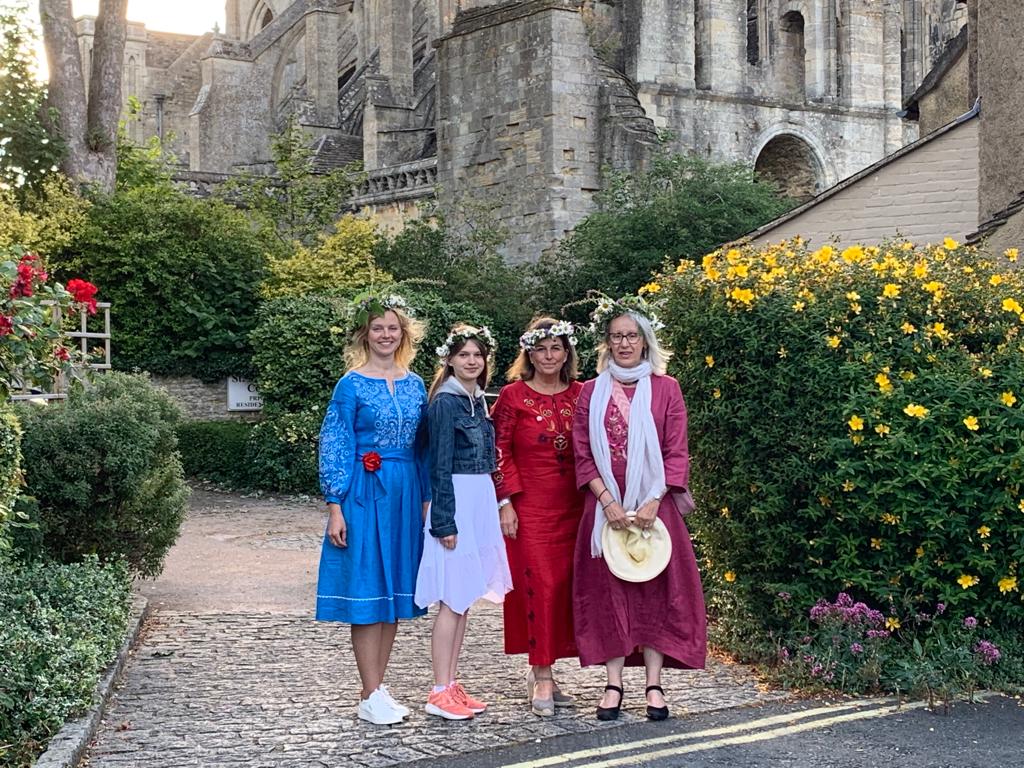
[8,302,112,402]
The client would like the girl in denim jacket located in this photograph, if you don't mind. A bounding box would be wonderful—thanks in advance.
[415,324,513,719]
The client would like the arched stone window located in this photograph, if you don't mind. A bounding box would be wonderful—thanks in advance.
[754,133,822,202]
[261,7,273,29]
[246,1,274,39]
[126,55,138,97]
[778,10,806,101]
[747,0,760,65]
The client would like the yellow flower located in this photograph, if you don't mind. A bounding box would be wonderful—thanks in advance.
[943,237,959,250]
[1006,248,1019,262]
[882,283,901,299]
[675,260,692,274]
[957,574,980,589]
[1019,499,1024,513]
[871,538,883,550]
[881,512,898,525]
[977,525,991,538]
[1002,298,1023,314]
[723,571,736,583]
[727,263,750,279]
[811,245,835,263]
[901,321,917,335]
[841,246,865,263]
[922,280,942,293]
[851,434,863,445]
[1002,391,1017,407]
[712,388,721,399]
[850,302,862,315]
[875,423,891,436]
[847,415,864,431]
[900,371,916,381]
[730,287,755,306]
[792,300,806,312]
[875,373,893,394]
[902,241,916,251]
[777,346,788,358]
[842,479,856,492]
[846,291,861,302]
[915,546,925,558]
[827,335,841,349]
[998,576,1018,594]
[913,261,928,278]
[719,506,731,518]
[979,368,993,379]
[903,403,929,418]
[963,415,980,431]
[990,274,1005,286]
[705,355,715,368]
[885,616,901,630]
[725,249,743,263]
[930,322,951,341]
[639,282,661,295]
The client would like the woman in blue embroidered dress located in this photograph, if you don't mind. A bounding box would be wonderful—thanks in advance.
[316,293,431,726]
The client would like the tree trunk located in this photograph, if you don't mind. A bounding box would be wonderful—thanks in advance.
[39,0,127,193]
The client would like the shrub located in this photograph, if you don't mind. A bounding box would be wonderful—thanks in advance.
[658,238,1024,659]
[57,182,269,381]
[17,372,189,576]
[0,404,21,548]
[261,215,388,299]
[246,409,321,495]
[176,420,255,487]
[0,556,132,768]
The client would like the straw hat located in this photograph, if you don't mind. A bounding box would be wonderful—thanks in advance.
[601,515,672,583]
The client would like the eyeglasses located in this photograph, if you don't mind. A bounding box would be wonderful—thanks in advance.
[609,332,641,345]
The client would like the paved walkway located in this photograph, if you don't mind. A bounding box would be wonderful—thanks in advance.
[86,488,786,767]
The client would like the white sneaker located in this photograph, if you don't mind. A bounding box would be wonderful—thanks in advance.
[378,684,410,718]
[357,689,404,725]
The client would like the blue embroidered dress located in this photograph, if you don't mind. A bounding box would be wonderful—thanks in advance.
[315,371,431,624]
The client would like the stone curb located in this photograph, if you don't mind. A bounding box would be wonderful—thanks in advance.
[34,594,150,768]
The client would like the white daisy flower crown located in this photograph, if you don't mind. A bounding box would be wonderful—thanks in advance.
[519,321,577,350]
[589,294,665,336]
[349,290,413,330]
[436,325,496,361]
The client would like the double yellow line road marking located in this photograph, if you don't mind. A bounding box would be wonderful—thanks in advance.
[502,694,995,768]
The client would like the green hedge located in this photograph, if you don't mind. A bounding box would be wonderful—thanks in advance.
[0,404,21,549]
[177,420,255,488]
[659,238,1024,659]
[17,373,189,577]
[0,556,132,768]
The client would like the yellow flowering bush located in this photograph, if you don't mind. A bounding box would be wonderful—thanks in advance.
[659,238,1024,656]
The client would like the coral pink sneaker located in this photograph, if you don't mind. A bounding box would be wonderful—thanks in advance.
[424,687,474,720]
[450,682,487,713]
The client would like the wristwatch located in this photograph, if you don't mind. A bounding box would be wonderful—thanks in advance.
[498,497,512,508]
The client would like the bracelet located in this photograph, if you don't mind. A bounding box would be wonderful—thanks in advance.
[498,497,512,509]
[598,488,612,502]
[601,498,615,510]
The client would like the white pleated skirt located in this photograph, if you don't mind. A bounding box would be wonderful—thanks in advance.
[414,474,513,615]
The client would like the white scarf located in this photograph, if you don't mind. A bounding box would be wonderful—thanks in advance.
[588,361,666,556]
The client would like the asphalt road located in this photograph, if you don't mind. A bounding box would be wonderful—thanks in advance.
[407,693,1024,768]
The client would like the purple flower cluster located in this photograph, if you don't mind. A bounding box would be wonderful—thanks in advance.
[808,593,884,627]
[974,640,1001,665]
[850,642,864,655]
[963,616,978,629]
[866,629,891,640]
[777,591,792,602]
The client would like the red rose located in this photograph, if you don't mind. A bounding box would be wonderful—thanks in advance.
[66,278,99,314]
[54,345,71,361]
[362,451,382,472]
[0,315,12,336]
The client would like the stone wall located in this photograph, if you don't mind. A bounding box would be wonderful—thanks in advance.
[151,376,263,422]
[918,48,970,137]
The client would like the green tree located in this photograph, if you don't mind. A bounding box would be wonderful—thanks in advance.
[0,3,64,192]
[532,152,793,315]
[222,116,363,248]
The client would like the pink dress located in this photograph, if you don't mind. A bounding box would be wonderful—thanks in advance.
[571,374,707,669]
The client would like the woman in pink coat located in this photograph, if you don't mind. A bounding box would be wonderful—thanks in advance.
[572,296,707,722]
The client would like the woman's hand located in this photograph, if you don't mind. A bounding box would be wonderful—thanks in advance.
[633,498,661,531]
[500,502,518,539]
[602,500,630,531]
[422,501,430,523]
[326,505,347,548]
[440,534,457,550]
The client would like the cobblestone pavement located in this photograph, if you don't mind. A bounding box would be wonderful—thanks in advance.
[86,488,787,767]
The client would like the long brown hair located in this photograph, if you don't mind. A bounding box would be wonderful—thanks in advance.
[428,325,492,400]
[344,307,424,371]
[506,316,578,383]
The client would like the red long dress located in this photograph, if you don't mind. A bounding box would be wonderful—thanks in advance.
[492,379,585,665]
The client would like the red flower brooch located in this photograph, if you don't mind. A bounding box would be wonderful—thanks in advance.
[361,451,382,472]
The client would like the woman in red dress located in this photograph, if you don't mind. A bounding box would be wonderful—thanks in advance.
[492,317,584,717]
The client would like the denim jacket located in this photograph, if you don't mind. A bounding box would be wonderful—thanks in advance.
[428,377,497,537]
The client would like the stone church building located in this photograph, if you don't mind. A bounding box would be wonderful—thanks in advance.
[73,0,968,260]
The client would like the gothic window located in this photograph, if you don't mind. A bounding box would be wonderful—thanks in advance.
[779,10,807,101]
[694,0,710,89]
[261,8,273,30]
[126,55,138,97]
[747,0,760,65]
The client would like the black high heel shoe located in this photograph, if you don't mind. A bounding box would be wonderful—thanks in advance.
[645,685,669,721]
[596,684,623,721]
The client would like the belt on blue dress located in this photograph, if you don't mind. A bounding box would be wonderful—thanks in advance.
[357,448,415,463]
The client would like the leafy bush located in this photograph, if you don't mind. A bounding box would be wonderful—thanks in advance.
[246,409,321,495]
[531,152,792,321]
[0,556,132,768]
[17,372,189,576]
[0,404,21,548]
[658,238,1024,659]
[176,420,255,487]
[57,182,269,381]
[262,215,388,299]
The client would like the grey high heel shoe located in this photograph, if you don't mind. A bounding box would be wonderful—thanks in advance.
[526,670,555,717]
[551,680,576,708]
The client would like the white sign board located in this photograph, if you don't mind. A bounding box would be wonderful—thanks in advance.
[227,377,263,411]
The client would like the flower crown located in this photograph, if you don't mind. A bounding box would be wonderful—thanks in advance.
[349,290,412,330]
[519,321,577,350]
[436,325,496,361]
[589,294,665,336]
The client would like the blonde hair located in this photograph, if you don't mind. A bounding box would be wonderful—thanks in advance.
[428,325,492,400]
[344,307,424,371]
[595,311,672,375]
[506,316,579,383]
